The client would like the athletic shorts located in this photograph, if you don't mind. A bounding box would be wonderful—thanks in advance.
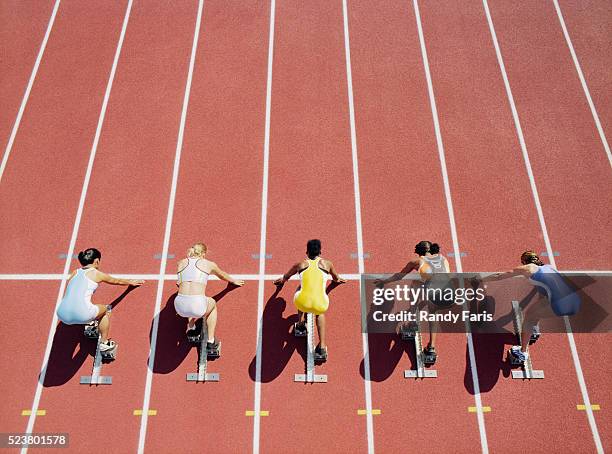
[174,293,207,318]
[56,299,99,325]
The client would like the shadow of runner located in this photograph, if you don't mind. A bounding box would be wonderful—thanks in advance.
[249,286,300,383]
[43,324,94,387]
[361,333,414,382]
[152,284,240,374]
[44,286,137,387]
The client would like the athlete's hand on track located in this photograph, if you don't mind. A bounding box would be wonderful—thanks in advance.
[334,277,347,284]
[273,278,285,286]
[129,280,145,286]
[232,279,245,286]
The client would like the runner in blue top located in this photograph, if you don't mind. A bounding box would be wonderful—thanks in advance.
[481,250,581,362]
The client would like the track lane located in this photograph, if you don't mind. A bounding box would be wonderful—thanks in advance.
[416,1,605,452]
[487,0,612,267]
[556,0,611,162]
[0,281,58,448]
[0,0,55,152]
[167,0,269,274]
[145,1,270,451]
[30,2,199,452]
[145,281,257,453]
[486,1,611,450]
[72,0,197,274]
[30,284,157,454]
[259,0,366,451]
[0,0,128,273]
[348,1,483,451]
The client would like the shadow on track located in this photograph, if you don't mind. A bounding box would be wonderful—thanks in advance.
[151,284,239,374]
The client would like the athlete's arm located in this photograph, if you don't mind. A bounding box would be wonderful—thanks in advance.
[273,261,305,286]
[481,264,534,282]
[66,269,77,283]
[177,258,187,273]
[376,260,419,285]
[94,270,144,286]
[327,260,346,284]
[210,261,245,286]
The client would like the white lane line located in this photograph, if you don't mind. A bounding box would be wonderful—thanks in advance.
[482,1,603,452]
[0,0,61,184]
[413,1,488,452]
[552,0,611,169]
[252,1,275,452]
[341,1,374,452]
[136,1,204,453]
[0,271,607,281]
[20,1,134,452]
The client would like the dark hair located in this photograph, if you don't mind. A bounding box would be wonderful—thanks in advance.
[521,250,543,266]
[429,243,440,254]
[78,248,101,266]
[414,241,431,256]
[306,239,322,259]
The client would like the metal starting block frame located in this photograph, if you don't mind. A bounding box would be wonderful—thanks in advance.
[294,313,327,383]
[81,305,113,385]
[186,319,220,383]
[510,301,544,380]
[403,319,438,379]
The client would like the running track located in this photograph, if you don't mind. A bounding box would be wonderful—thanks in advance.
[0,1,610,453]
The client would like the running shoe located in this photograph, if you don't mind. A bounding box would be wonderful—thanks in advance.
[510,345,528,362]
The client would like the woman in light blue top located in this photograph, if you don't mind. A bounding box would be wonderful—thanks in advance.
[57,248,144,353]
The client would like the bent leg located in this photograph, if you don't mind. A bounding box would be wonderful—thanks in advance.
[316,313,326,349]
[520,296,549,352]
[205,297,217,342]
[95,305,110,342]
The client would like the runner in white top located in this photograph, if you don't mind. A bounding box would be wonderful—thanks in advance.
[56,248,144,353]
[376,240,450,360]
[175,242,244,354]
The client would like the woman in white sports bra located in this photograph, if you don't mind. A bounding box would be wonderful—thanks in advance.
[175,243,244,354]
[56,248,144,353]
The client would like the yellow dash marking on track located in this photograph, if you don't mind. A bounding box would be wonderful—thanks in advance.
[577,404,600,411]
[357,409,381,415]
[21,410,45,416]
[468,406,491,413]
[245,411,269,416]
[133,410,157,416]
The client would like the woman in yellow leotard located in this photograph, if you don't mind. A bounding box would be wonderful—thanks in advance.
[274,239,346,359]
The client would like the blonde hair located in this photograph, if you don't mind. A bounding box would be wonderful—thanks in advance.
[187,242,207,258]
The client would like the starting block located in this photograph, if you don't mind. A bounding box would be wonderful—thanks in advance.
[294,313,327,383]
[402,320,437,379]
[509,301,544,380]
[80,306,114,385]
[186,319,220,382]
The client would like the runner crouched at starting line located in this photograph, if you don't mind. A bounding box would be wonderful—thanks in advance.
[175,242,244,356]
[274,239,346,361]
[56,248,144,355]
[480,250,581,363]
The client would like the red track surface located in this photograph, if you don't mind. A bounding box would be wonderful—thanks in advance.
[1,1,610,453]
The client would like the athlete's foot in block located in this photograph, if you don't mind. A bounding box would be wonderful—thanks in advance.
[207,338,220,356]
[294,321,307,337]
[314,344,328,362]
[99,339,117,354]
[423,345,437,365]
[510,345,528,363]
[529,325,541,345]
[186,319,198,334]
